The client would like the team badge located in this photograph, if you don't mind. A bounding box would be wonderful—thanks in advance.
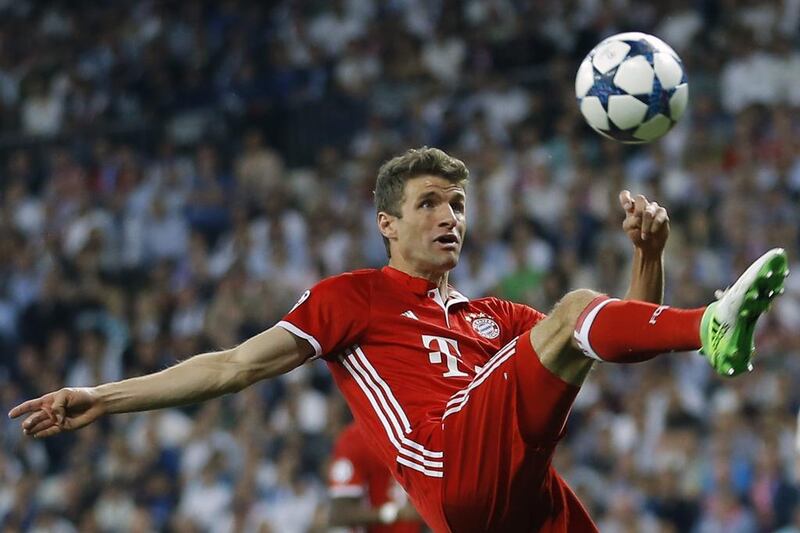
[471,316,500,339]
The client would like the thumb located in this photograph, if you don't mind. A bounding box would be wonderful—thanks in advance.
[51,390,69,425]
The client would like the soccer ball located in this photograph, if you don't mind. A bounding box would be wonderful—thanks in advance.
[575,32,688,144]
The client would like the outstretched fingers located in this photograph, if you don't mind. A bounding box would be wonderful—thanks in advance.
[31,425,65,439]
[25,414,59,437]
[9,390,73,438]
[21,410,52,433]
[8,397,45,419]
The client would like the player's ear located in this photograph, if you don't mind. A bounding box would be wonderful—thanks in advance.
[377,211,398,240]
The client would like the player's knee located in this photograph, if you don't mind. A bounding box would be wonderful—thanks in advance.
[528,289,604,382]
[524,289,604,386]
[552,289,603,326]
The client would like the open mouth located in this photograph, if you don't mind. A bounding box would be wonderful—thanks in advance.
[434,234,460,249]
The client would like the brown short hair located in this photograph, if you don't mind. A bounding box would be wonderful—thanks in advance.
[374,147,469,257]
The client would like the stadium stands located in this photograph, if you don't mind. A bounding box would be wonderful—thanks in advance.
[1,1,800,531]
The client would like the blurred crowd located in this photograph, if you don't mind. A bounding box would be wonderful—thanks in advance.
[1,0,800,532]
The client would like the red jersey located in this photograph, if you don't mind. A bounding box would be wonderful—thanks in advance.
[278,266,545,526]
[329,423,422,533]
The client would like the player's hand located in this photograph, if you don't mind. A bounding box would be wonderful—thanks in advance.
[8,387,105,438]
[619,190,669,255]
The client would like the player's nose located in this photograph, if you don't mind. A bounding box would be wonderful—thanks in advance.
[438,205,458,228]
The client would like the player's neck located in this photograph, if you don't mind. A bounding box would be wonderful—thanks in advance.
[387,259,450,299]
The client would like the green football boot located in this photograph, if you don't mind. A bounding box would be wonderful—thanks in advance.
[700,248,789,377]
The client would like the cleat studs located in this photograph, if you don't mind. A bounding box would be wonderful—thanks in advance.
[778,288,785,295]
[747,363,753,372]
[766,271,773,278]
[740,309,749,318]
[768,290,775,298]
[727,368,735,376]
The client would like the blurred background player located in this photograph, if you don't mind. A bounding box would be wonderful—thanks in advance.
[328,422,424,533]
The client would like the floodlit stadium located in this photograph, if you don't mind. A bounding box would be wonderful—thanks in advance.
[1,2,800,532]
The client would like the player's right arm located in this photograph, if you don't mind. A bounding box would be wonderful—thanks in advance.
[10,271,371,438]
[8,325,312,438]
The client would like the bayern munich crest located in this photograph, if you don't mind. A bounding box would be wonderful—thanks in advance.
[471,317,500,339]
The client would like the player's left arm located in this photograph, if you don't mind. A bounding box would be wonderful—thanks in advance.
[619,190,669,304]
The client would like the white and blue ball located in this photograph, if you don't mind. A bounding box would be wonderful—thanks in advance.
[575,32,688,144]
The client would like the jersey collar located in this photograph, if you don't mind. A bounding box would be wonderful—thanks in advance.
[381,266,470,303]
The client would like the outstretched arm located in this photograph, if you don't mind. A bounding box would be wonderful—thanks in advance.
[619,190,669,304]
[8,326,312,438]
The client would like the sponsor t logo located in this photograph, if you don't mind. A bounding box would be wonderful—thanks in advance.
[422,335,469,378]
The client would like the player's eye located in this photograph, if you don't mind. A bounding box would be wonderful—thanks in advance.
[419,199,435,209]
[452,202,465,214]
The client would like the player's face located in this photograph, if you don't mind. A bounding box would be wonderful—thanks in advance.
[381,175,467,277]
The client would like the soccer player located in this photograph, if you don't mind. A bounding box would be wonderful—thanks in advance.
[328,422,423,532]
[9,147,788,532]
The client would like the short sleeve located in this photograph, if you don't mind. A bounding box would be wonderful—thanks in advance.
[501,299,547,337]
[328,428,369,498]
[276,272,371,359]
